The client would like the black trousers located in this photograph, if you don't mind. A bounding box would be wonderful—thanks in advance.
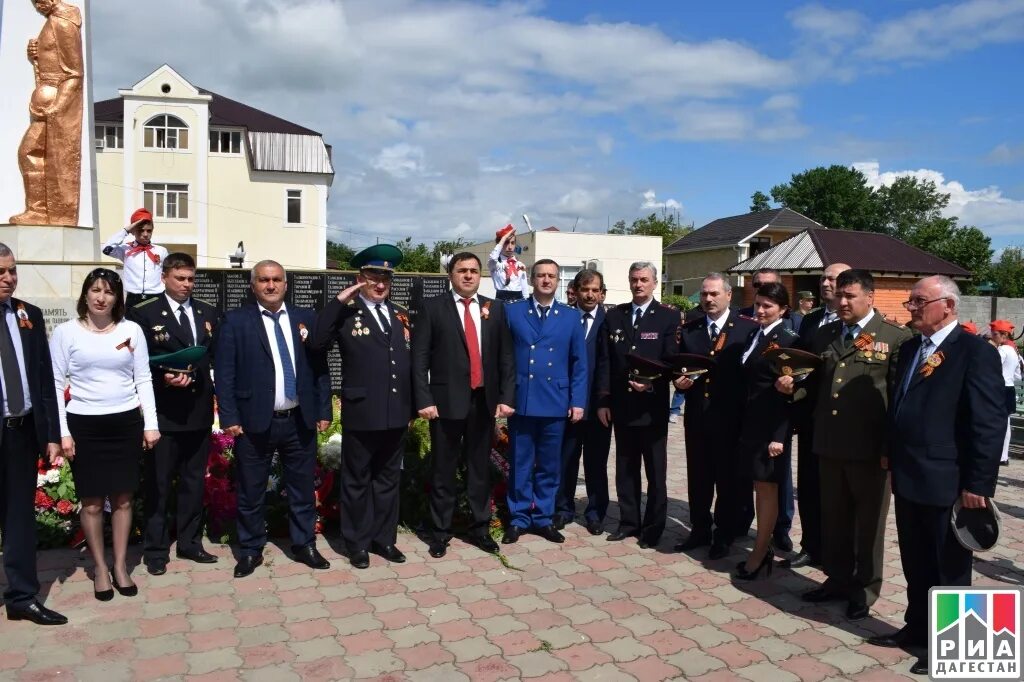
[685,422,749,543]
[429,390,493,539]
[494,290,524,302]
[895,494,974,642]
[340,427,405,552]
[613,422,668,543]
[555,417,612,523]
[143,428,209,561]
[234,411,317,557]
[0,416,39,606]
[796,418,822,558]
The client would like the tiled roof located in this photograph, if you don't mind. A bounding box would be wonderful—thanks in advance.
[664,208,822,253]
[729,228,971,277]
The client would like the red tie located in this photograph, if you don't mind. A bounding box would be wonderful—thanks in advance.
[125,242,160,263]
[461,297,483,389]
[504,258,518,284]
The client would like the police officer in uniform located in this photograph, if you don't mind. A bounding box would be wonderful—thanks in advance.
[312,245,414,569]
[597,261,681,548]
[127,253,221,575]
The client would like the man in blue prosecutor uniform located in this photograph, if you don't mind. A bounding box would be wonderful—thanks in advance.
[215,260,333,578]
[554,268,611,535]
[311,244,415,569]
[503,259,588,544]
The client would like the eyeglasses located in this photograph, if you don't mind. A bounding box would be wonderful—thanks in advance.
[902,296,947,311]
[89,268,121,283]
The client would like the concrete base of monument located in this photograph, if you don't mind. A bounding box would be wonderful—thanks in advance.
[0,223,97,262]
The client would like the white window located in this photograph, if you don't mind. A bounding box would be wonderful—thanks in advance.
[209,129,243,154]
[286,189,302,225]
[94,124,123,150]
[143,115,189,150]
[143,183,189,219]
[558,265,581,302]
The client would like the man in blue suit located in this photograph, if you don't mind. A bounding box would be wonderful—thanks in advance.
[554,269,611,535]
[215,260,333,578]
[868,275,1004,676]
[503,259,588,544]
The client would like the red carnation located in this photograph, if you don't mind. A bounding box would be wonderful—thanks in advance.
[35,489,54,509]
[55,499,75,516]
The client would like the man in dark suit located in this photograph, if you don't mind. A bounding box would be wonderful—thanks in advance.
[779,270,911,621]
[312,245,414,569]
[503,259,588,544]
[867,275,1004,676]
[554,269,611,535]
[785,262,849,569]
[673,273,756,558]
[598,262,680,548]
[215,259,333,578]
[0,244,66,626]
[412,252,515,558]
[128,253,221,576]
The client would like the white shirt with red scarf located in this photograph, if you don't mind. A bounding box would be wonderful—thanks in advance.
[102,228,168,295]
[487,243,528,294]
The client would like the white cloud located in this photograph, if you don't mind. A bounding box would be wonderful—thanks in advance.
[763,94,800,111]
[788,4,867,41]
[596,134,615,155]
[371,144,425,178]
[987,143,1024,165]
[641,190,683,212]
[854,161,1024,237]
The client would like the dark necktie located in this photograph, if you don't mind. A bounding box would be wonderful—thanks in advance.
[461,298,483,389]
[843,328,856,348]
[633,307,642,328]
[538,305,550,322]
[178,305,195,346]
[0,305,25,415]
[897,337,933,406]
[582,312,592,338]
[709,321,719,344]
[375,303,392,335]
[263,310,297,400]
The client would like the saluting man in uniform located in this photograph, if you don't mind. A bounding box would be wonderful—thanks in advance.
[597,261,681,548]
[503,259,588,544]
[127,252,222,576]
[311,245,414,569]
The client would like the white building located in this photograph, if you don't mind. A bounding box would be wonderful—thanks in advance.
[466,228,663,305]
[94,65,334,269]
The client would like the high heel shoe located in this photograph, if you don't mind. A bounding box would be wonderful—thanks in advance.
[111,571,138,597]
[94,573,114,601]
[733,547,775,581]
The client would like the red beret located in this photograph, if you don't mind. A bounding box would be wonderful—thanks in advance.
[990,319,1015,334]
[496,224,515,240]
[961,321,978,335]
[130,208,153,225]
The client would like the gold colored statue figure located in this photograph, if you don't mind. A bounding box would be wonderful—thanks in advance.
[9,0,84,227]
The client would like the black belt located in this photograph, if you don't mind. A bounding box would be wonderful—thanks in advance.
[3,413,31,429]
[273,408,297,418]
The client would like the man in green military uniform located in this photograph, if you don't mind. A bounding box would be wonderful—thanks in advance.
[777,269,911,621]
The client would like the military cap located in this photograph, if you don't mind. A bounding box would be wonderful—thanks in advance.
[797,290,814,300]
[664,353,714,379]
[763,346,821,380]
[149,346,208,375]
[951,498,1001,552]
[351,244,403,272]
[626,354,670,384]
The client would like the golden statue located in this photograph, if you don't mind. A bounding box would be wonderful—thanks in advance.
[9,0,84,227]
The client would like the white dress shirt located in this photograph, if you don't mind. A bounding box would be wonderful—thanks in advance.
[257,303,299,411]
[487,243,528,293]
[360,295,392,333]
[631,299,653,325]
[842,309,875,341]
[101,229,169,295]
[166,294,197,341]
[742,319,783,364]
[0,300,32,417]
[580,306,599,339]
[452,291,483,354]
[705,309,730,339]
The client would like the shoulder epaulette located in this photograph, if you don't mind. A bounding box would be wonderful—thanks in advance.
[738,314,756,322]
[194,297,216,308]
[881,318,907,330]
[392,301,408,312]
[132,297,159,309]
[659,302,678,311]
[780,326,798,338]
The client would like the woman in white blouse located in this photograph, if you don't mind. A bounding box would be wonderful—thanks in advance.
[50,269,159,600]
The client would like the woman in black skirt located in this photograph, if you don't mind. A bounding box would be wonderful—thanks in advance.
[733,282,798,580]
[50,269,160,599]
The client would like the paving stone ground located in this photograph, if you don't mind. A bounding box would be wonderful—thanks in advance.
[3,421,1024,681]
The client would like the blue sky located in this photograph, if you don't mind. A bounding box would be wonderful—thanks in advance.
[91,0,1024,251]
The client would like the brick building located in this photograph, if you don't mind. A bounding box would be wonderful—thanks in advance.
[727,228,970,324]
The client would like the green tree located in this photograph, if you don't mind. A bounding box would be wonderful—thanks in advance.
[770,165,877,232]
[874,176,950,241]
[989,246,1024,298]
[610,212,693,247]
[902,217,992,284]
[431,238,472,265]
[394,237,437,273]
[749,190,772,213]
[326,240,355,269]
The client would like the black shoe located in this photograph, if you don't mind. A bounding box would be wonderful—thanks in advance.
[733,548,775,581]
[145,558,168,576]
[780,551,820,568]
[535,526,565,543]
[111,571,138,598]
[371,544,406,563]
[867,626,923,648]
[773,534,793,553]
[846,603,869,621]
[606,530,637,542]
[234,555,264,578]
[802,587,847,603]
[428,540,448,558]
[292,545,330,570]
[674,533,711,552]
[470,535,499,554]
[93,573,114,602]
[6,600,68,625]
[350,550,370,569]
[176,547,218,564]
[585,519,603,536]
[552,515,567,531]
[708,542,732,560]
[638,537,659,549]
[502,526,522,544]
[909,658,929,675]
